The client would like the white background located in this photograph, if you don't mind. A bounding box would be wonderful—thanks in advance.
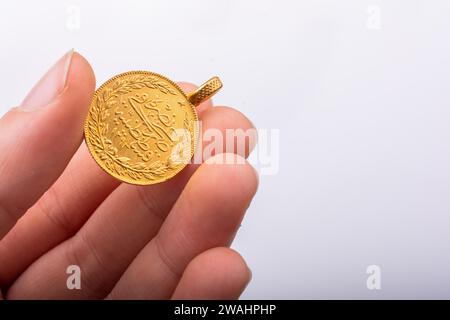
[1,0,450,299]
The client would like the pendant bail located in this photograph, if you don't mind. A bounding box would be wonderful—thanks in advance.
[187,76,223,106]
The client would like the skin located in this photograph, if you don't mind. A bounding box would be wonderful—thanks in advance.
[0,52,258,299]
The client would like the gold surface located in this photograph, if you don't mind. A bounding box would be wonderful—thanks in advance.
[84,71,221,185]
[187,76,222,106]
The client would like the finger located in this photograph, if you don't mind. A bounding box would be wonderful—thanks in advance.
[0,143,119,287]
[0,82,206,287]
[0,50,95,239]
[109,153,258,299]
[171,247,251,300]
[7,109,255,299]
[177,81,213,116]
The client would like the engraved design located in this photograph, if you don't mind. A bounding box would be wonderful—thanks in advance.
[187,76,222,106]
[85,71,198,185]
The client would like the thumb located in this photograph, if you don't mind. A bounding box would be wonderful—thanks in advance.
[0,50,95,239]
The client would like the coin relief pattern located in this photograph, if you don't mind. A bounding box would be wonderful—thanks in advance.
[85,72,197,185]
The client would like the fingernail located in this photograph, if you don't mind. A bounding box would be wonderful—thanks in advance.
[20,49,74,111]
[246,265,253,283]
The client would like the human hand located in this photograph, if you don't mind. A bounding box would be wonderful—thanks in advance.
[0,51,258,299]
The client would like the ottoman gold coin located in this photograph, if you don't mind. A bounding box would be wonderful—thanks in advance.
[84,71,222,185]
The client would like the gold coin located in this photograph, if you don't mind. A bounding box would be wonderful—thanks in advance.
[84,71,222,185]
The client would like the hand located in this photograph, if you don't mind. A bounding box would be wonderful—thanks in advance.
[0,51,258,299]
